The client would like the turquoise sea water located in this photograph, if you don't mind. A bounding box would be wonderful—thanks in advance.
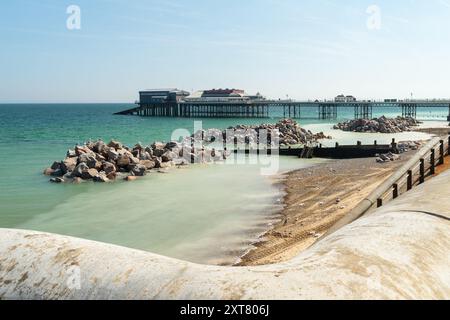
[0,104,445,264]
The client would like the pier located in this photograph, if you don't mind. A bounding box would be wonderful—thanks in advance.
[116,100,450,120]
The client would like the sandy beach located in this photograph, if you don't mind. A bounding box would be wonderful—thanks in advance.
[237,149,421,266]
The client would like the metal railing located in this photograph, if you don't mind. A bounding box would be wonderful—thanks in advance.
[376,135,450,208]
[324,134,450,237]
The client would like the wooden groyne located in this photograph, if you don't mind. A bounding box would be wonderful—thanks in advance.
[236,140,401,159]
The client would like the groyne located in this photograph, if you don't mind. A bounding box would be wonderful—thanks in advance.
[1,168,450,299]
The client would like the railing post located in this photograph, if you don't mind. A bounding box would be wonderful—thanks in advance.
[448,134,450,156]
[439,140,445,165]
[377,198,383,208]
[419,158,425,184]
[407,170,413,191]
[393,184,399,199]
[430,149,435,175]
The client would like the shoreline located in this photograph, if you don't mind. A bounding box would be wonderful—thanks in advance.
[237,145,423,266]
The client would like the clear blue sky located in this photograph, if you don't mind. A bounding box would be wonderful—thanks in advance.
[1,0,450,102]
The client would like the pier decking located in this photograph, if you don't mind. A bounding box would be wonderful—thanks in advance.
[115,100,450,120]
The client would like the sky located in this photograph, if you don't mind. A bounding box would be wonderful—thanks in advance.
[1,0,450,103]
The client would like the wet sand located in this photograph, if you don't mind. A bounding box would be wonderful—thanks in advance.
[237,151,420,266]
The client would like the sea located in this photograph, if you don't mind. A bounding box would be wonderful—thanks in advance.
[0,103,446,264]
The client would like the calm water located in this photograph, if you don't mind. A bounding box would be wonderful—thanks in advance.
[0,104,443,264]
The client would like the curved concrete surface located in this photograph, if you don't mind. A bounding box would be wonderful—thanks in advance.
[1,171,450,299]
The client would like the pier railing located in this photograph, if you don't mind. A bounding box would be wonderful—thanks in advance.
[324,134,450,236]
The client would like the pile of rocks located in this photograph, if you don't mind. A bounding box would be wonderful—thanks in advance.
[334,116,420,133]
[185,119,331,147]
[44,140,227,184]
[44,119,331,184]
[376,152,400,163]
[375,141,422,163]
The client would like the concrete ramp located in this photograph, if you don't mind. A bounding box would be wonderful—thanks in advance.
[1,171,450,299]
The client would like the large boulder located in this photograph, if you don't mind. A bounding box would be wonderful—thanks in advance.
[139,151,152,161]
[161,151,177,162]
[93,172,109,183]
[165,141,180,150]
[139,160,156,170]
[153,148,165,158]
[93,140,107,153]
[81,168,99,180]
[50,162,61,170]
[50,177,64,183]
[107,148,119,162]
[116,154,131,168]
[130,164,147,176]
[78,154,101,170]
[102,162,116,174]
[75,145,90,156]
[73,163,89,178]
[107,140,123,150]
[61,157,78,173]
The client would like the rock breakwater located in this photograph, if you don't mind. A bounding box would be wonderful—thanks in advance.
[334,116,420,133]
[44,119,331,183]
[44,140,227,183]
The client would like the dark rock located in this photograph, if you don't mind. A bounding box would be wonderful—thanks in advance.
[73,163,89,178]
[78,154,101,169]
[161,151,177,162]
[50,177,64,183]
[107,148,119,161]
[51,168,64,177]
[153,148,165,157]
[165,141,179,150]
[102,162,116,174]
[131,164,146,176]
[81,168,99,180]
[93,172,109,183]
[50,162,61,170]
[107,140,122,150]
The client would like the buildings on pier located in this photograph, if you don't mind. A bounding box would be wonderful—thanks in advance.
[185,89,265,103]
[335,94,357,103]
[139,89,190,104]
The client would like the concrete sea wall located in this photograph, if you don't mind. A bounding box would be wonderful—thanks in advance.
[1,171,450,299]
